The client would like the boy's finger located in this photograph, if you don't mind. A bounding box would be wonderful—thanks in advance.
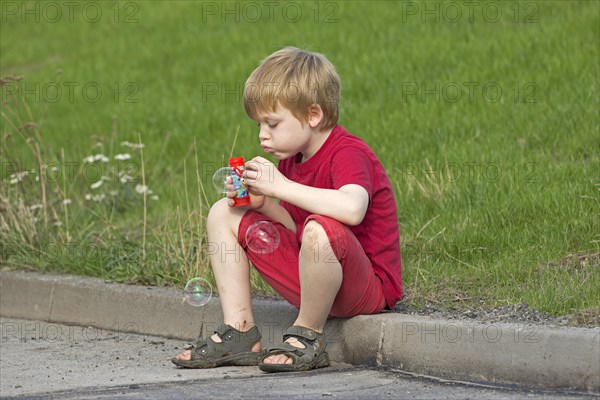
[251,156,270,164]
[247,186,262,196]
[243,163,257,174]
[242,170,253,180]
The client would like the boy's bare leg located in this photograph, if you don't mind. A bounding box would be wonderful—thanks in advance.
[263,220,342,365]
[175,199,261,361]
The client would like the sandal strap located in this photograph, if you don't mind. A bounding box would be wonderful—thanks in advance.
[213,323,236,340]
[264,326,326,361]
[283,326,320,347]
[190,324,261,360]
[213,324,262,342]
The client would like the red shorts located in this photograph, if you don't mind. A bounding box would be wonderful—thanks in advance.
[238,211,386,318]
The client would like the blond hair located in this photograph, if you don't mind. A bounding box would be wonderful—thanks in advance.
[243,47,341,130]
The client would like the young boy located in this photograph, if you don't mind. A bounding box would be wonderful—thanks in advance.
[173,47,402,372]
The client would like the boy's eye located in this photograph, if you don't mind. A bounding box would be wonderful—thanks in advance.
[256,121,278,128]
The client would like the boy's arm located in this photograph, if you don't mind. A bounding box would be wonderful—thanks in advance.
[224,175,297,232]
[244,157,369,226]
[278,183,369,226]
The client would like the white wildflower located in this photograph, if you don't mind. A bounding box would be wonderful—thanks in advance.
[91,180,104,190]
[135,184,149,194]
[29,204,43,211]
[150,195,159,201]
[84,193,105,202]
[91,175,110,189]
[53,221,63,227]
[118,170,134,183]
[109,190,119,196]
[35,175,40,182]
[121,141,144,150]
[62,199,72,205]
[9,171,28,184]
[84,154,110,163]
[114,153,131,160]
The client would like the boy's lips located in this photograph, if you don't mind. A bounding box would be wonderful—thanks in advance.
[261,145,272,152]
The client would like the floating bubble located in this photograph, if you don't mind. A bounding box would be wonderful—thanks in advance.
[184,277,212,307]
[245,220,281,254]
[212,167,232,193]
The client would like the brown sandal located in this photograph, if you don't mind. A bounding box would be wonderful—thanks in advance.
[172,324,265,369]
[258,326,330,373]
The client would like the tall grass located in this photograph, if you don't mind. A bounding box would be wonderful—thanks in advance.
[0,78,278,296]
[1,1,598,318]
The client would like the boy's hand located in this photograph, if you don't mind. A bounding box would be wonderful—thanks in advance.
[225,176,266,210]
[243,156,288,199]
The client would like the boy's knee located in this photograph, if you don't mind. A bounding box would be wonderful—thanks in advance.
[207,198,229,224]
[302,220,328,246]
[207,198,248,236]
[207,198,243,232]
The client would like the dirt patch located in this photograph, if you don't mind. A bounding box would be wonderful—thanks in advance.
[541,252,600,272]
[393,301,600,328]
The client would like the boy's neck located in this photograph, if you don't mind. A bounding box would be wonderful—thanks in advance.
[300,126,335,162]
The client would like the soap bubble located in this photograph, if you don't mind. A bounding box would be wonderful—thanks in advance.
[184,277,212,307]
[212,167,232,193]
[245,221,281,254]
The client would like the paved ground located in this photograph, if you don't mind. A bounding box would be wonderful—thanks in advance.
[1,318,596,400]
[3,271,598,392]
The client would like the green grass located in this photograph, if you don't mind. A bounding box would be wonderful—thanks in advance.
[1,1,598,318]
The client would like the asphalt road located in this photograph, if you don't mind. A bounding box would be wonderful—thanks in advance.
[0,318,595,400]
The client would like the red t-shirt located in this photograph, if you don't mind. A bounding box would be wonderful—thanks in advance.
[278,125,402,309]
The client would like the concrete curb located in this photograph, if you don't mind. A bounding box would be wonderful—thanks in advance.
[1,270,598,392]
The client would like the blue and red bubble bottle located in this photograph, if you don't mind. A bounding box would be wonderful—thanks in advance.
[229,157,251,206]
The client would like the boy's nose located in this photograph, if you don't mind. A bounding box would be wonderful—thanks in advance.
[259,128,270,142]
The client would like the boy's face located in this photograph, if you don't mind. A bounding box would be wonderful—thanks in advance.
[255,106,317,161]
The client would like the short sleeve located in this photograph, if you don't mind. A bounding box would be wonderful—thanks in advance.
[330,146,374,197]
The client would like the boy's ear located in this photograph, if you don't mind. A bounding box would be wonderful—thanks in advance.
[307,104,324,128]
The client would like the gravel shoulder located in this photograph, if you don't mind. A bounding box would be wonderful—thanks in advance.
[392,301,599,329]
